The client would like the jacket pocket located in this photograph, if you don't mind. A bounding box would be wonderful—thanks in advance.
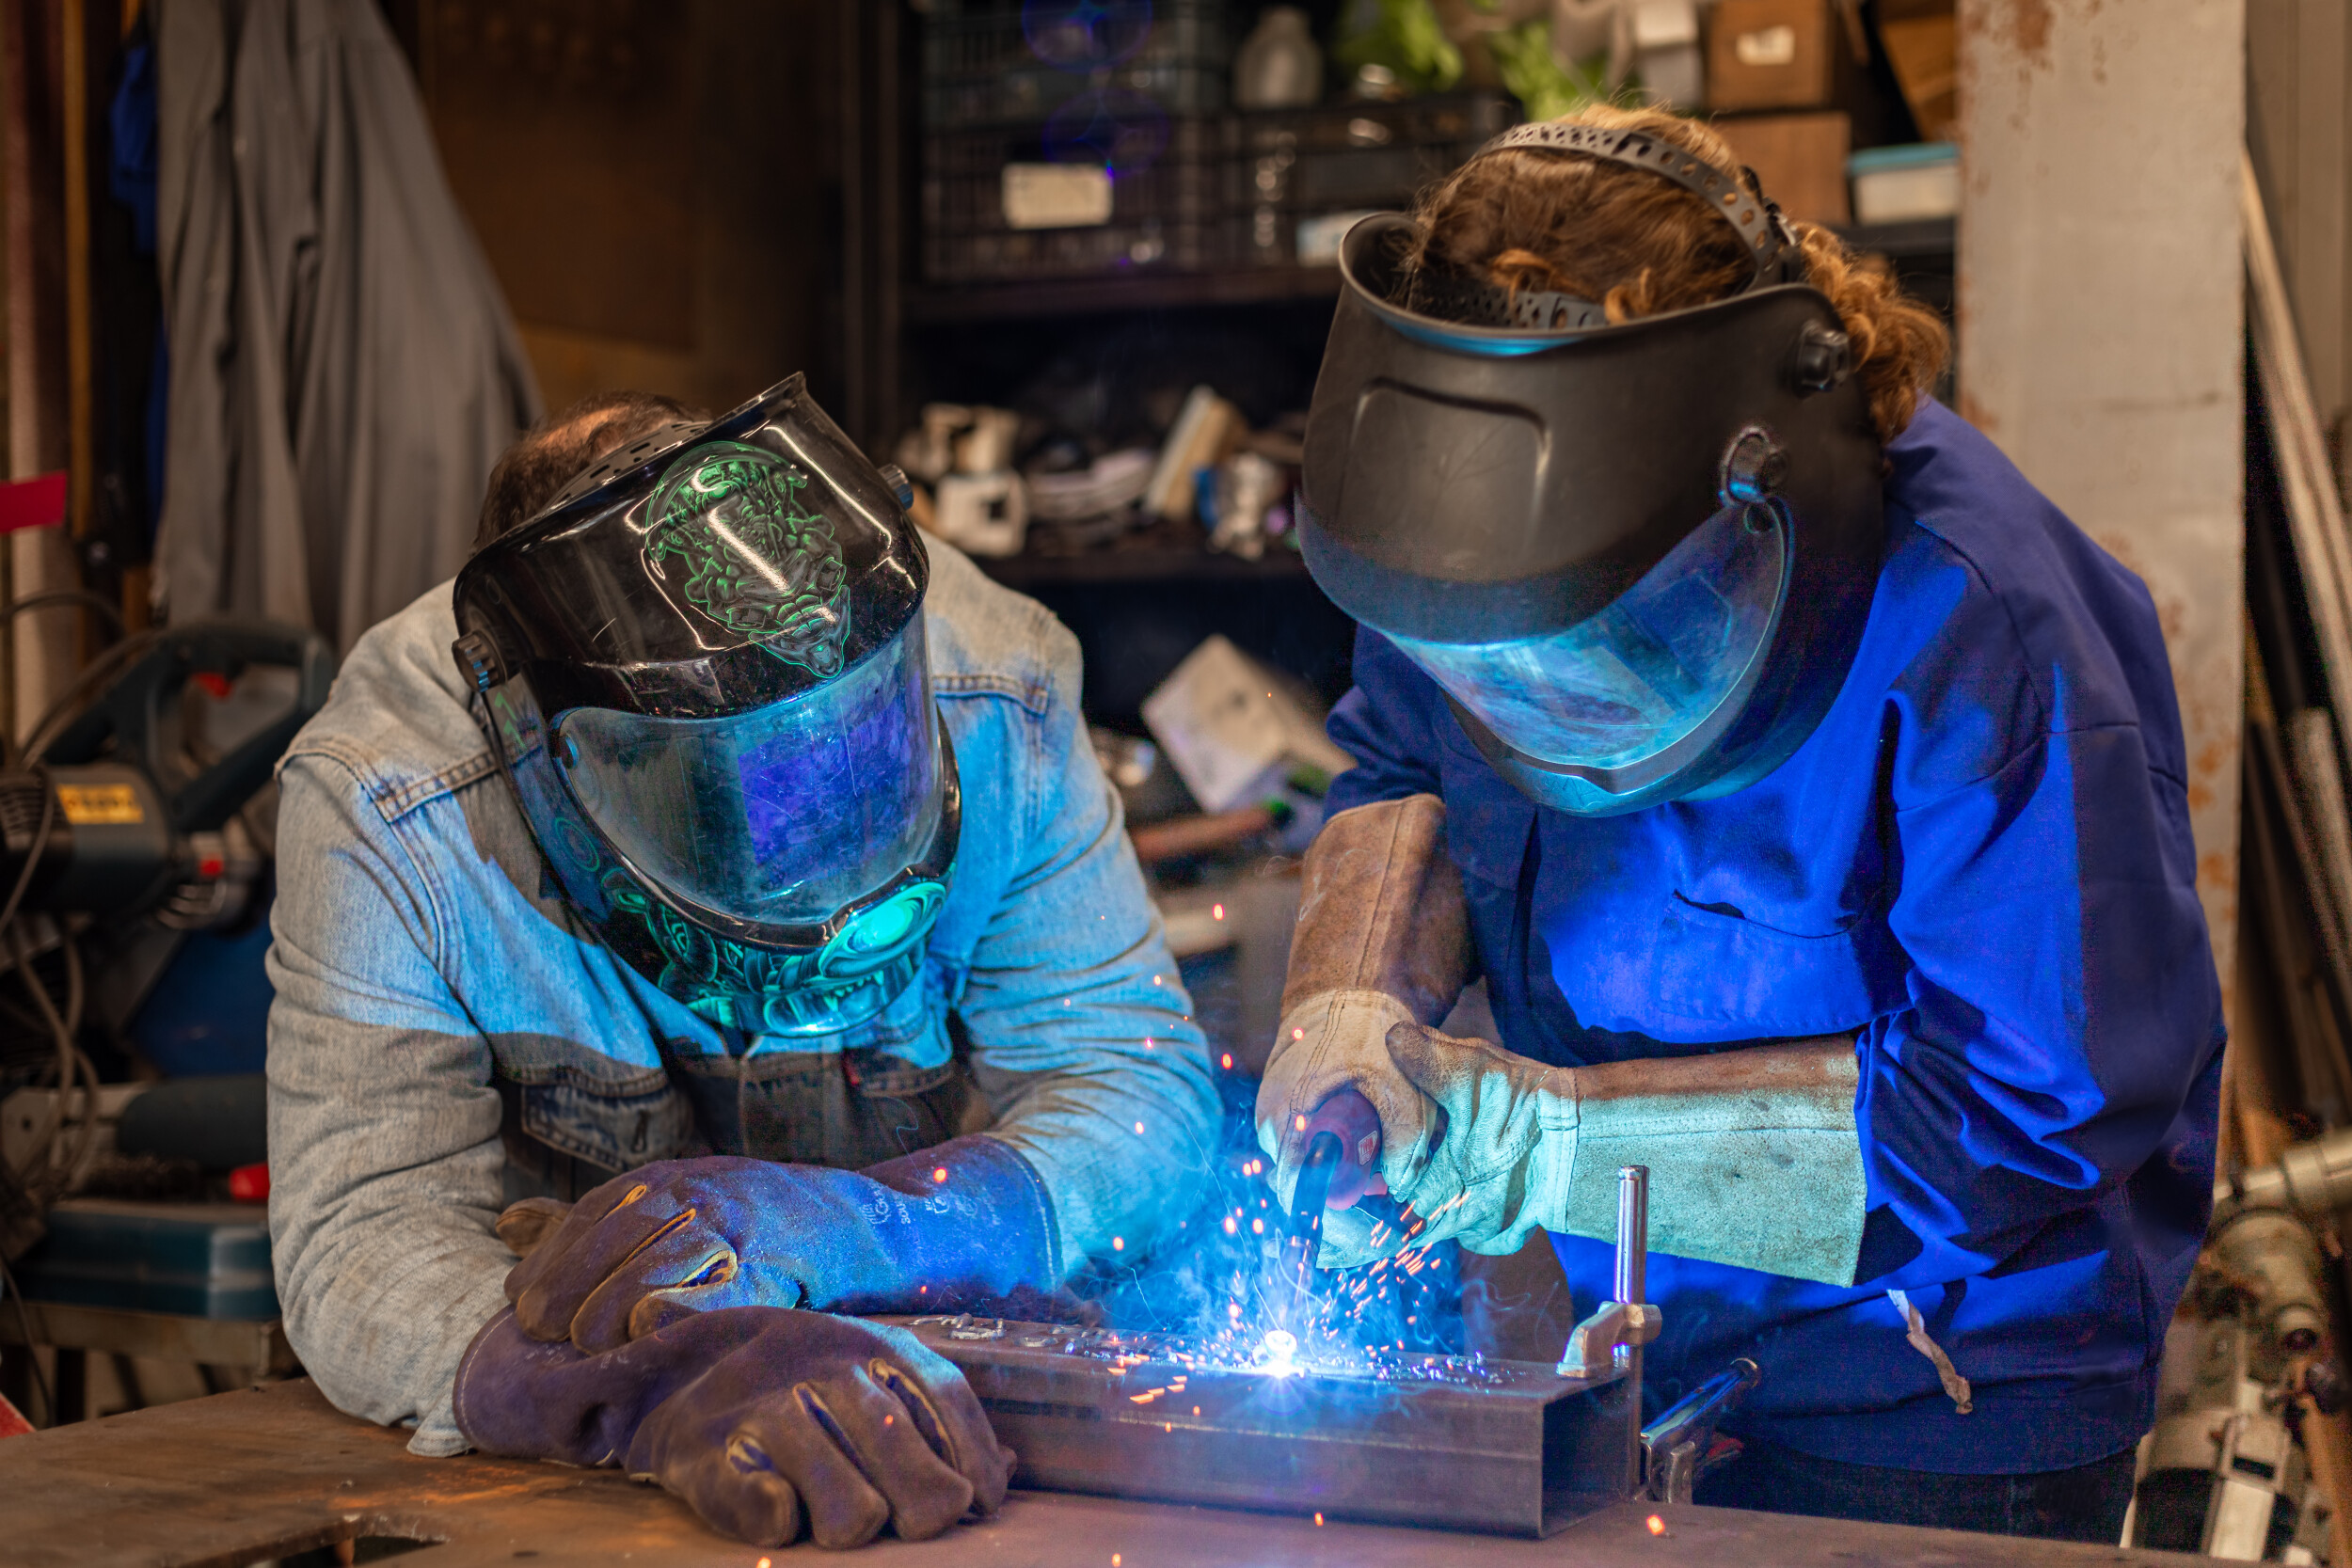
[512,1073,701,1173]
[735,1052,992,1170]
[1641,892,1888,1036]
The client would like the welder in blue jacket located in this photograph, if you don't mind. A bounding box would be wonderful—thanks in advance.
[1257,106,2223,1544]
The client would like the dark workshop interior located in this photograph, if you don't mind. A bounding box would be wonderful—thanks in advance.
[0,1,2343,1563]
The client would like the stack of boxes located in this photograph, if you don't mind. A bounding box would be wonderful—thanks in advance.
[1701,0,1956,228]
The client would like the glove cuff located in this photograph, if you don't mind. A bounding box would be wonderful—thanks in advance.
[853,1134,1063,1312]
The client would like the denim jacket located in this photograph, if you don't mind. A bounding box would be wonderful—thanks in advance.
[265,540,1218,1455]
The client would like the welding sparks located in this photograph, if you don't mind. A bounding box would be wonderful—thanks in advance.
[1260,1329,1301,1377]
[1647,1514,1668,1536]
[932,1167,947,1183]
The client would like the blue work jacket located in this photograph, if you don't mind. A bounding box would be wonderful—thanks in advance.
[1324,399,2225,1474]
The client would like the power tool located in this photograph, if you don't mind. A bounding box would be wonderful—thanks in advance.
[0,621,332,927]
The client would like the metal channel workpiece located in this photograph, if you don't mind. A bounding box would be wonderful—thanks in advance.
[882,1316,1635,1537]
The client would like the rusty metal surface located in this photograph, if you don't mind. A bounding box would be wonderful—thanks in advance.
[0,1377,2226,1568]
[887,1314,1633,1536]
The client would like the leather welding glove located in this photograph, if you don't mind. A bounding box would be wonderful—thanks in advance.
[454,1304,1012,1548]
[1384,1023,1869,1287]
[1255,794,1471,1266]
[501,1135,1060,1354]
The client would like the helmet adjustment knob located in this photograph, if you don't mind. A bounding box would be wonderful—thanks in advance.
[1721,428,1790,505]
[452,631,505,692]
[1794,323,1855,391]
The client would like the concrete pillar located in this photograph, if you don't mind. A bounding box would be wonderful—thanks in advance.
[1958,0,2247,995]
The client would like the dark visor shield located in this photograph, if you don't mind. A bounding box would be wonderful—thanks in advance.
[556,620,944,929]
[1388,500,1788,773]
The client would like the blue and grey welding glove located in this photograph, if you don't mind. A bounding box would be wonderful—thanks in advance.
[501,1136,1060,1354]
[453,1303,1012,1548]
[1383,1022,1870,1286]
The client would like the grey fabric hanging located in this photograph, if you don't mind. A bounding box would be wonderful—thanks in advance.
[155,0,541,651]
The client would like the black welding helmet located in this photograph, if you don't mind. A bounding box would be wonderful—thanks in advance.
[1300,121,1885,816]
[451,374,959,1036]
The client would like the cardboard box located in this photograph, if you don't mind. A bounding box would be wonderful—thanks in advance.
[1712,111,1852,226]
[1877,0,1957,142]
[1707,0,1839,112]
[1141,636,1353,814]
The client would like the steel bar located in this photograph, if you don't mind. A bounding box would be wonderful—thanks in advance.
[885,1315,1634,1537]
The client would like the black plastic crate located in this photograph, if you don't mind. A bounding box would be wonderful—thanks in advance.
[925,59,1229,131]
[924,117,1232,282]
[1227,93,1516,266]
[925,220,1228,283]
[923,0,1230,129]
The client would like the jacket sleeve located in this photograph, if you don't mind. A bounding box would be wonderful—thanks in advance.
[1859,718,2224,1291]
[265,751,513,1457]
[951,682,1221,1273]
[1325,629,1449,815]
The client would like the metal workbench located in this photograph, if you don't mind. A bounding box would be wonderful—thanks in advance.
[0,1377,2210,1568]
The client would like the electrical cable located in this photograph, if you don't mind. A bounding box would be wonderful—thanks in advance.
[0,785,67,1197]
[9,924,99,1207]
[0,1252,55,1428]
[19,626,165,766]
[0,591,124,638]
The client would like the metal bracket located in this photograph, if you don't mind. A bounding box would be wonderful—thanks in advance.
[1557,1165,1661,1497]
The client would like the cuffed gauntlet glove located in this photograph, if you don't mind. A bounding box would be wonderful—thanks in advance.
[453,1305,1012,1548]
[501,1135,1060,1354]
[1254,794,1471,1265]
[1386,1022,1870,1286]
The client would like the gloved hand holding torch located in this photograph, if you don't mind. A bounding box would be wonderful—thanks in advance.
[1259,795,1872,1284]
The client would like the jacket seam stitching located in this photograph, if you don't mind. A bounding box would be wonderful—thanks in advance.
[296,748,462,982]
[934,673,1052,717]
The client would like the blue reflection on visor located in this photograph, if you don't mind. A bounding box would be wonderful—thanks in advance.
[558,623,942,927]
[1390,504,1788,772]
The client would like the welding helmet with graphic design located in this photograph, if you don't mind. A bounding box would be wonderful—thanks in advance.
[451,375,958,1037]
[1301,121,1885,816]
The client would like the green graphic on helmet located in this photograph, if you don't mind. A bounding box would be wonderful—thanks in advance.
[644,440,851,677]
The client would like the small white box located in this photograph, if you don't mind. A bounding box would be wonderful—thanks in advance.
[1141,636,1353,814]
[1848,142,1960,225]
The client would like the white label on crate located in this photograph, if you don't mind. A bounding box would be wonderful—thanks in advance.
[1002,164,1113,230]
[1734,24,1798,67]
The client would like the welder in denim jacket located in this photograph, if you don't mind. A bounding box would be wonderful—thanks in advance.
[1256,107,2223,1543]
[265,378,1218,1548]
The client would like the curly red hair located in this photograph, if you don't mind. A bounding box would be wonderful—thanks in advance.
[1413,104,1950,445]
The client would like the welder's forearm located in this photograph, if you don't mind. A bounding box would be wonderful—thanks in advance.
[278,1184,513,1452]
[266,770,522,1452]
[1279,794,1471,1024]
[267,1019,514,1450]
[1546,1039,1867,1288]
[266,1006,514,1449]
[974,1022,1219,1269]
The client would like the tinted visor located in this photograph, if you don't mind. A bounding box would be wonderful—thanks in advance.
[1389,502,1788,772]
[555,622,943,927]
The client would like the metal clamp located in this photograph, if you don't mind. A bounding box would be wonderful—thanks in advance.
[1641,1358,1762,1503]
